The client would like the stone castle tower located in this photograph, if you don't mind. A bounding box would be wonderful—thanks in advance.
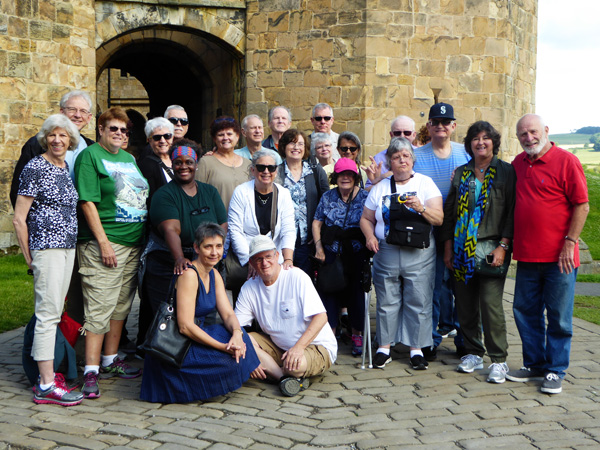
[0,0,538,248]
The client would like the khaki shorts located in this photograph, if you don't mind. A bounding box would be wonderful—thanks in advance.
[78,240,142,335]
[250,332,332,378]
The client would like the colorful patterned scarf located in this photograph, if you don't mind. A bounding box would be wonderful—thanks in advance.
[453,165,496,282]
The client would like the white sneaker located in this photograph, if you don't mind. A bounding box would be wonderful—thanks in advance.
[487,362,509,383]
[457,354,484,373]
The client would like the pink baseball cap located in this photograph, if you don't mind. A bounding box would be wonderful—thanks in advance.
[334,158,358,174]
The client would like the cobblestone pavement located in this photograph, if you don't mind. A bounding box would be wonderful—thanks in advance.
[1,280,599,449]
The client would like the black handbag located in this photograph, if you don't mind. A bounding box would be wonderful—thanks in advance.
[385,177,431,249]
[474,239,511,278]
[140,265,200,368]
[316,188,354,294]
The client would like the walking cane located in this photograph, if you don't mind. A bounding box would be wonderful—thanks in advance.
[361,252,374,369]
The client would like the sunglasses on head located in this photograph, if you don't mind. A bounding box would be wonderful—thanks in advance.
[108,126,129,135]
[429,119,453,127]
[314,116,332,122]
[339,146,358,153]
[168,117,189,126]
[151,133,173,142]
[255,164,278,173]
[392,130,414,137]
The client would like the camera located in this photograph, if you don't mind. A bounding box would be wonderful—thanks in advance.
[399,191,417,202]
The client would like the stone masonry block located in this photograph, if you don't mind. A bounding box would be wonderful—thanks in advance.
[248,13,268,33]
[440,0,465,15]
[485,37,506,56]
[277,32,297,49]
[465,0,490,16]
[56,2,74,25]
[258,71,284,88]
[283,70,304,86]
[29,21,53,40]
[318,86,341,106]
[290,48,312,70]
[427,15,453,35]
[314,12,337,28]
[420,60,446,77]
[473,17,496,37]
[8,17,27,38]
[259,32,277,49]
[461,36,485,55]
[448,55,471,73]
[303,70,328,87]
[269,50,290,69]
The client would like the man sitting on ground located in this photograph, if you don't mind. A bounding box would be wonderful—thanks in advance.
[235,235,337,397]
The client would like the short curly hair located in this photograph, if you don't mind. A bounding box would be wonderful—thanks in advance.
[209,116,241,139]
[37,114,80,151]
[463,121,501,157]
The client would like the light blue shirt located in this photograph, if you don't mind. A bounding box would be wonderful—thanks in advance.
[413,141,470,202]
[235,146,282,165]
[64,136,91,181]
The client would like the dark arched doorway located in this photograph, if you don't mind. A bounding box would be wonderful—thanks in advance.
[96,25,244,150]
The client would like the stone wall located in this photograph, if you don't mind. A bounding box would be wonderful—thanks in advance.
[245,0,538,161]
[0,0,96,248]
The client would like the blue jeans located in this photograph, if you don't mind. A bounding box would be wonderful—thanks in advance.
[513,262,577,378]
[432,249,463,348]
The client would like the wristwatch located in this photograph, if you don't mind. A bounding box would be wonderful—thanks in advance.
[564,235,577,244]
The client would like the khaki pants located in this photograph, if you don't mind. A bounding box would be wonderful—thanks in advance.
[77,240,142,335]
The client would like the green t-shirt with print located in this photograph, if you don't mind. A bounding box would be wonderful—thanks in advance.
[75,143,149,246]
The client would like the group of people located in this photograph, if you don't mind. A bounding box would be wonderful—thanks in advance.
[12,89,588,408]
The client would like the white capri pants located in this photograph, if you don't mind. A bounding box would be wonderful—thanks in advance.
[30,248,76,361]
[373,240,435,349]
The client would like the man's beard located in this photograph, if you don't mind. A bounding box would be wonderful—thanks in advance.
[523,134,548,156]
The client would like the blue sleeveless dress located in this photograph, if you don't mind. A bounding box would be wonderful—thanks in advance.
[140,269,260,403]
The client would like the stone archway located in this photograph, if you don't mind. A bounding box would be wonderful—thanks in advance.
[94,3,246,148]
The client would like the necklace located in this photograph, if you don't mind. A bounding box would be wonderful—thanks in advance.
[256,190,272,206]
[393,174,414,183]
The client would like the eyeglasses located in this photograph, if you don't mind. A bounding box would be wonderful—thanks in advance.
[108,126,129,135]
[339,146,358,153]
[64,106,91,116]
[287,142,305,149]
[191,206,210,216]
[313,116,332,122]
[251,252,276,264]
[255,164,278,173]
[392,130,414,137]
[168,117,189,126]
[429,119,454,127]
[152,133,173,142]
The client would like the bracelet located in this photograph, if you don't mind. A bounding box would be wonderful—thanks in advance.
[232,328,243,334]
[315,240,321,244]
[499,241,509,251]
[418,206,426,215]
[565,235,578,244]
[284,258,293,262]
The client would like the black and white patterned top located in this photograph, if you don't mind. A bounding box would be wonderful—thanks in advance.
[18,156,79,250]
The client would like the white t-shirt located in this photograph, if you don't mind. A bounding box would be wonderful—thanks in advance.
[235,267,338,364]
[364,172,441,240]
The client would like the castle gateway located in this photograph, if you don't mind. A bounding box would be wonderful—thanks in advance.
[0,0,537,248]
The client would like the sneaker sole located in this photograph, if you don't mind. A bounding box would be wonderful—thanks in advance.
[82,391,101,399]
[487,376,506,384]
[505,374,544,382]
[540,386,562,394]
[457,364,483,373]
[34,397,83,406]
[412,363,428,370]
[279,378,301,397]
[374,357,392,369]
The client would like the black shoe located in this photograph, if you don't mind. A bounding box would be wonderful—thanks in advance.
[410,354,429,370]
[279,376,310,397]
[422,346,437,361]
[373,352,392,369]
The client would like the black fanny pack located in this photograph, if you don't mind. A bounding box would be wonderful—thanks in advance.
[385,177,431,249]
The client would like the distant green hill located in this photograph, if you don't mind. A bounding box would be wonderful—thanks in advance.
[549,133,592,146]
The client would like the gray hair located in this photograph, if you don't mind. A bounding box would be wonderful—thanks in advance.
[312,103,333,118]
[241,114,263,130]
[310,132,331,151]
[37,114,80,151]
[194,222,226,247]
[60,90,93,114]
[144,117,174,138]
[386,137,416,168]
[251,149,279,166]
[516,113,546,134]
[390,115,415,131]
[268,105,292,123]
[163,105,186,118]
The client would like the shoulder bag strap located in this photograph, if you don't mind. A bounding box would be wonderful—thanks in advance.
[270,184,279,234]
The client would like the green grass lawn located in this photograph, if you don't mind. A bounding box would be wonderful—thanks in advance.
[0,254,34,333]
[574,295,600,326]
[549,133,593,146]
[581,169,600,260]
[577,274,600,283]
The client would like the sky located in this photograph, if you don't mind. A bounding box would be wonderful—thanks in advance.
[536,0,600,133]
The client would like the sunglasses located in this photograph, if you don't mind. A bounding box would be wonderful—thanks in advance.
[152,133,173,142]
[429,119,454,127]
[108,126,129,135]
[313,116,332,122]
[339,146,358,153]
[255,164,278,173]
[392,130,414,137]
[168,117,189,126]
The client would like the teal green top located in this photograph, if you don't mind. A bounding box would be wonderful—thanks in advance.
[75,142,149,247]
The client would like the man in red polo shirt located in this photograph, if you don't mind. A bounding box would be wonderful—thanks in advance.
[506,114,589,394]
